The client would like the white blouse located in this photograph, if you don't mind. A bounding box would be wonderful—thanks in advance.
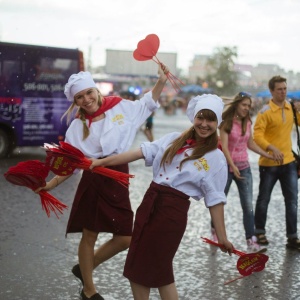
[140,132,228,207]
[65,91,159,158]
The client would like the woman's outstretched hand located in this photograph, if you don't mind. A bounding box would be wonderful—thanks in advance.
[34,181,54,193]
[89,158,103,170]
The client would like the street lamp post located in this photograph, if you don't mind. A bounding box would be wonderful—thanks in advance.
[87,36,100,72]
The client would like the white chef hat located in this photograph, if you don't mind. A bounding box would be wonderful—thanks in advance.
[64,71,97,102]
[186,94,224,125]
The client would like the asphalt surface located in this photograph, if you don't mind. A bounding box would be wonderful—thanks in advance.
[1,108,300,300]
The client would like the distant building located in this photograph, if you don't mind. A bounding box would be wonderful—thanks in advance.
[94,51,300,93]
[234,64,255,87]
[188,54,211,83]
[283,71,300,90]
[251,64,284,85]
[105,49,178,77]
[188,55,300,91]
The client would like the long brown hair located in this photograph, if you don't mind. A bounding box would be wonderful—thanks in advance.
[61,88,103,140]
[220,92,252,136]
[160,109,218,170]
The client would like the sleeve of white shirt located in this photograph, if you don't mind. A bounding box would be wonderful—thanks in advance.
[140,132,181,166]
[139,90,160,111]
[199,151,228,207]
[124,91,160,128]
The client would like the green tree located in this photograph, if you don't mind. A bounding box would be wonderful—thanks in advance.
[206,46,239,96]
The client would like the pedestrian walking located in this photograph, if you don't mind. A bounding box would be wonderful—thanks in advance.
[90,94,234,300]
[143,112,155,142]
[253,75,300,250]
[35,64,169,300]
[211,92,273,253]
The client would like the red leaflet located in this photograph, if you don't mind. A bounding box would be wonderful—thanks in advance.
[237,253,269,276]
[59,141,86,158]
[43,142,134,187]
[4,160,68,218]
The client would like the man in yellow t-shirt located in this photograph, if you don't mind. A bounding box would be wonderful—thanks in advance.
[253,75,300,250]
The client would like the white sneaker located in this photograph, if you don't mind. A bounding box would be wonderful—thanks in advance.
[247,236,267,253]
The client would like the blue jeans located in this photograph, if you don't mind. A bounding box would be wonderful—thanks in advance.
[225,167,254,239]
[255,162,298,238]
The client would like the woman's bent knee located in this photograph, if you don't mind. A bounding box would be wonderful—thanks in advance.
[114,235,131,251]
[82,228,98,244]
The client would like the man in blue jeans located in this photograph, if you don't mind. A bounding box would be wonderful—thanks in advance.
[253,75,300,249]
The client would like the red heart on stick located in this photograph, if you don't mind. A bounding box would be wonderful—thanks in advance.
[135,34,160,58]
[133,33,185,93]
[236,253,269,276]
[201,237,269,284]
[133,49,153,61]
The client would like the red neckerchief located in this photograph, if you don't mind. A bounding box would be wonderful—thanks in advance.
[176,139,197,154]
[79,96,122,127]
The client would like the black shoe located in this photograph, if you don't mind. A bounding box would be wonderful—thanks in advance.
[72,264,84,285]
[286,238,300,250]
[81,289,104,300]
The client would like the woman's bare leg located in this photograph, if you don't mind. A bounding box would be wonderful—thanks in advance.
[158,283,179,300]
[78,232,131,297]
[130,281,151,300]
[93,235,131,266]
[78,228,98,297]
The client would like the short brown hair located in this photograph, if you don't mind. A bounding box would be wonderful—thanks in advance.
[268,75,287,91]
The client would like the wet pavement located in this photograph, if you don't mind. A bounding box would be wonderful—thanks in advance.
[1,108,300,300]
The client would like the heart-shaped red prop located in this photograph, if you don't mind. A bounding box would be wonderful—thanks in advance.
[43,142,134,187]
[201,237,269,285]
[135,34,160,58]
[45,153,76,176]
[237,253,268,276]
[133,34,184,93]
[133,49,153,61]
[4,160,68,218]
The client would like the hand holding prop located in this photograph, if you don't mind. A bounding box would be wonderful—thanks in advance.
[201,237,269,285]
[43,141,134,187]
[133,34,184,93]
[4,160,68,218]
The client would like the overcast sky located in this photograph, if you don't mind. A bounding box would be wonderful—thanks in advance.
[0,0,299,74]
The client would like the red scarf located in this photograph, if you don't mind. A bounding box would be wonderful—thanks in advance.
[176,138,222,155]
[176,139,197,154]
[78,96,122,127]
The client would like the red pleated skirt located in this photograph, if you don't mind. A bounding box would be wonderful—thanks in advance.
[123,181,190,287]
[66,164,133,236]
